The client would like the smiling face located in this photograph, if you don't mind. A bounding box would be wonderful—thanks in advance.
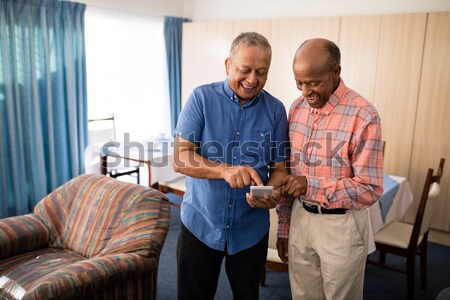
[293,39,341,108]
[225,45,271,102]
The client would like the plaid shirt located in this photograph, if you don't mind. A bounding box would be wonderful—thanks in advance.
[277,79,384,238]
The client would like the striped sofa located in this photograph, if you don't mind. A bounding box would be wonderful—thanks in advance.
[0,174,170,300]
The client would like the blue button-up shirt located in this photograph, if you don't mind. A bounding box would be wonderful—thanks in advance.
[174,79,289,254]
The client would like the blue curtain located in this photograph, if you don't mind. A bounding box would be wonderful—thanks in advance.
[164,16,190,132]
[0,0,87,217]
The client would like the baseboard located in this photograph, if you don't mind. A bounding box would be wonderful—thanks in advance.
[430,229,450,247]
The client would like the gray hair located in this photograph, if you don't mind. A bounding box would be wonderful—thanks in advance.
[229,32,272,58]
[324,40,340,71]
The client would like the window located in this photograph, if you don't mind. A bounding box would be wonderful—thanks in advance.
[85,8,171,141]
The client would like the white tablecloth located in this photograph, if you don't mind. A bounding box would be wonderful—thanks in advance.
[367,175,414,254]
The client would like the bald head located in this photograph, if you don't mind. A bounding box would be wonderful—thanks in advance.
[294,38,340,74]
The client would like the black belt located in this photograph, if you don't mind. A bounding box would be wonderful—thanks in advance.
[301,201,347,215]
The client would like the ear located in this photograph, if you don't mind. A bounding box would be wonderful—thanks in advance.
[225,57,231,76]
[333,65,341,80]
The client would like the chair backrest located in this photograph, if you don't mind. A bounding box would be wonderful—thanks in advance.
[409,158,445,249]
[419,182,441,236]
[88,115,116,144]
[34,174,170,258]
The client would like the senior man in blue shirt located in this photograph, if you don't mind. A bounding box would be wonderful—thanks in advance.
[173,32,289,300]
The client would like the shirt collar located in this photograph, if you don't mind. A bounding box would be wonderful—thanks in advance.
[309,78,345,116]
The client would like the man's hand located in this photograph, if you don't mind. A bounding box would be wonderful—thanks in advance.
[280,175,308,198]
[246,186,281,209]
[223,165,263,188]
[277,237,289,263]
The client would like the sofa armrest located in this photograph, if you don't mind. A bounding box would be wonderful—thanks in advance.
[0,214,50,259]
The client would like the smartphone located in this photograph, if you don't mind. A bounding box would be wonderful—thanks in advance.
[250,186,274,198]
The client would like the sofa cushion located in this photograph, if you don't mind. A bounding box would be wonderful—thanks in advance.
[0,248,159,299]
[0,248,84,299]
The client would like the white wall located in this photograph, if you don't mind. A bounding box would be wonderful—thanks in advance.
[76,0,185,17]
[75,0,450,20]
[184,0,450,21]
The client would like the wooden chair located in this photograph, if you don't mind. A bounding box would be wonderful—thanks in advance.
[88,115,140,184]
[260,208,288,286]
[368,158,445,300]
[158,176,186,207]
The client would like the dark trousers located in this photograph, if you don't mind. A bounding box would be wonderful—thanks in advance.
[177,223,268,300]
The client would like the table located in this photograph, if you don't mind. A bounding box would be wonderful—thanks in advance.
[367,174,414,254]
[85,139,182,188]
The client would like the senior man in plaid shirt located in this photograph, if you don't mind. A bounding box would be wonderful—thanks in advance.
[276,38,384,300]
